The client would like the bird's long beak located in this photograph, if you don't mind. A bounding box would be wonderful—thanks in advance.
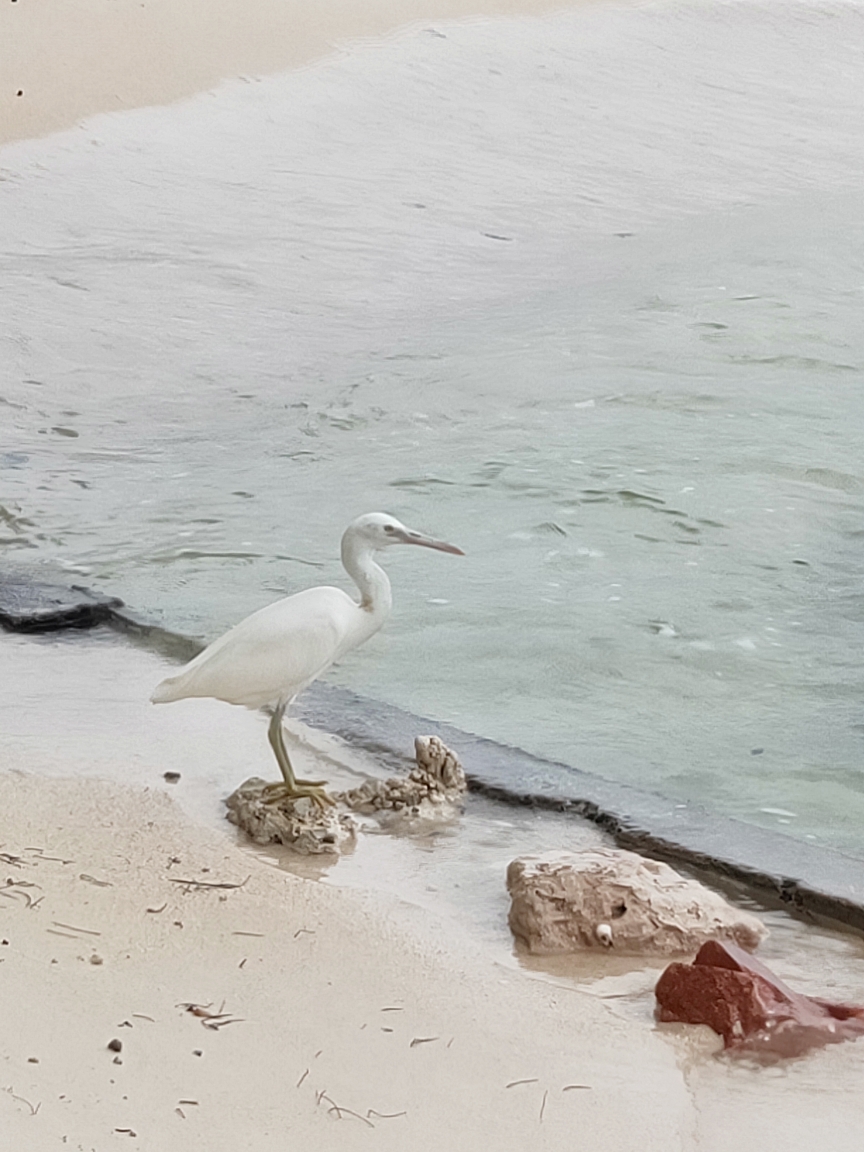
[399,528,465,555]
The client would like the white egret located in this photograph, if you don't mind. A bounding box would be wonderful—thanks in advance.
[151,512,464,808]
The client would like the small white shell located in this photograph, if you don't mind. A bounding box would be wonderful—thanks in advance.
[595,923,614,947]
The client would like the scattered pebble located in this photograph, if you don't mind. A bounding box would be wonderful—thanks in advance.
[107,1039,122,1053]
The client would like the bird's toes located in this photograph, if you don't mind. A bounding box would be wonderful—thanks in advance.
[308,788,337,809]
[260,781,336,810]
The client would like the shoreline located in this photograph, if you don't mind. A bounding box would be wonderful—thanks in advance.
[5,576,864,937]
[1,0,583,146]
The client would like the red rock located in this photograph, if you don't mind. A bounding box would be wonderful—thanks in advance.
[655,939,864,1058]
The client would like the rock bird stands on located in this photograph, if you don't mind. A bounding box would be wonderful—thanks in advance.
[151,513,464,808]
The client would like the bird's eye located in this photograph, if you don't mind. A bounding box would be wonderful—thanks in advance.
[383,525,395,533]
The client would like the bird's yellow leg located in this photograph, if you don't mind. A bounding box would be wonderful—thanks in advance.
[264,706,335,809]
[268,705,328,788]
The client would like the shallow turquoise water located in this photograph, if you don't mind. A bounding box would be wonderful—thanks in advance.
[2,1,864,853]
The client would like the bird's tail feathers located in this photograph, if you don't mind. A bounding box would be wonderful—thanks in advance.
[150,677,183,704]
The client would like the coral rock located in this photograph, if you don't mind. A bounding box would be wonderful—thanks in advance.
[506,848,767,955]
[336,735,466,816]
[225,737,465,852]
[414,735,466,792]
[225,778,357,854]
[656,939,864,1057]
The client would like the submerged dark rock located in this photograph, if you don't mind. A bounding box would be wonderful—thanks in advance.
[656,939,864,1057]
[0,580,123,632]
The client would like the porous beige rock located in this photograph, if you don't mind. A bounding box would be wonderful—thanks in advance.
[225,777,358,853]
[225,736,466,852]
[336,735,467,816]
[507,848,768,955]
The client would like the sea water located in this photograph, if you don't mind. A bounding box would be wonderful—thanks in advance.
[2,1,864,855]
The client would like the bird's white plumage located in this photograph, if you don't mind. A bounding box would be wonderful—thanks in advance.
[151,512,463,718]
[151,585,362,709]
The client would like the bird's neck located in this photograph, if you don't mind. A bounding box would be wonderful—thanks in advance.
[342,536,393,622]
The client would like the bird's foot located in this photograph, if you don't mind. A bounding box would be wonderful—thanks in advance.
[261,780,336,810]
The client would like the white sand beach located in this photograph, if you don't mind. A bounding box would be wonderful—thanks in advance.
[0,771,687,1151]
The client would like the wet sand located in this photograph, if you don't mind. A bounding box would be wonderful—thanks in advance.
[1,0,580,145]
[3,629,864,1149]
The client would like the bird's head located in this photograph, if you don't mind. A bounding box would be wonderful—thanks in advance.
[346,512,464,555]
